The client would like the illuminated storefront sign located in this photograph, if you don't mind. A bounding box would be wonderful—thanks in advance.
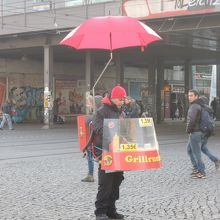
[123,0,220,20]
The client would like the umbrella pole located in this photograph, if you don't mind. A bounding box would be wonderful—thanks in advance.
[92,51,113,112]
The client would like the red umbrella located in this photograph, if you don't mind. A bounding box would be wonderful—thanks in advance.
[60,16,162,110]
[60,16,161,51]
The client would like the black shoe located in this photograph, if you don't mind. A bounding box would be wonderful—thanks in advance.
[107,212,124,219]
[96,214,108,220]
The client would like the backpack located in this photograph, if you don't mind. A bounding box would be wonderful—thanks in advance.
[199,106,215,136]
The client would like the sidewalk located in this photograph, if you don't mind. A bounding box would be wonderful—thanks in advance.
[0,120,220,219]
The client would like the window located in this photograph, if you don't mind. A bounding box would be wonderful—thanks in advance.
[65,0,82,7]
[33,0,51,11]
[65,0,113,7]
[195,79,211,88]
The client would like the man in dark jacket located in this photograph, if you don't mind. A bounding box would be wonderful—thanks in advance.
[186,89,206,179]
[192,96,220,170]
[93,85,127,220]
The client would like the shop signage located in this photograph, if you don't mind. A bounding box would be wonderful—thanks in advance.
[195,72,211,79]
[123,0,220,20]
[172,85,185,93]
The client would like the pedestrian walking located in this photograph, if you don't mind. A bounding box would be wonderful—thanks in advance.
[53,98,64,124]
[81,94,104,183]
[197,96,220,169]
[123,96,141,118]
[81,117,95,183]
[170,102,177,120]
[92,85,127,220]
[177,99,184,120]
[0,99,14,130]
[210,97,217,119]
[186,89,207,179]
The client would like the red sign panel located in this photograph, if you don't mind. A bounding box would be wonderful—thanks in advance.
[123,0,220,20]
[101,118,161,171]
[77,115,90,152]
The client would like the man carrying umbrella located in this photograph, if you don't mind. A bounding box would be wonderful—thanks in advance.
[92,85,127,220]
[59,16,162,219]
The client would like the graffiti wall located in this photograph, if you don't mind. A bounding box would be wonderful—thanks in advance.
[8,74,44,123]
[9,86,44,123]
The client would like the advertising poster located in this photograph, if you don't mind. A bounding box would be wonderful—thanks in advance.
[55,80,85,114]
[101,118,161,171]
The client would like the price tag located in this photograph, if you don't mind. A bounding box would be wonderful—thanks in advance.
[120,143,138,152]
[139,118,152,127]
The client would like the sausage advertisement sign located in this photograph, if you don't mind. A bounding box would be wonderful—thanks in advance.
[101,118,161,171]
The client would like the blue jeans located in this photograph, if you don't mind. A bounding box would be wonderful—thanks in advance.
[0,113,13,129]
[187,132,219,169]
[88,146,94,176]
[201,137,219,162]
[86,117,94,176]
[187,131,205,174]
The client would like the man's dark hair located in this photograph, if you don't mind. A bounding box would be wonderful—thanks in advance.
[188,89,199,96]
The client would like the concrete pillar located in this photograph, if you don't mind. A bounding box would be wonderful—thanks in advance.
[115,52,124,86]
[156,58,164,123]
[43,45,54,128]
[85,50,94,114]
[148,57,156,120]
[85,50,94,91]
[184,60,193,91]
[184,60,192,119]
[216,63,220,120]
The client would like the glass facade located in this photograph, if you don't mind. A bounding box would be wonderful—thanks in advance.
[0,0,114,16]
[164,66,184,81]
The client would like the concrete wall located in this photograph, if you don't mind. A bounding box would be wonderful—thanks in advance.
[0,58,84,77]
[0,57,149,122]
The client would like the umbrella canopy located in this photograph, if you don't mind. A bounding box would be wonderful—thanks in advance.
[60,16,162,50]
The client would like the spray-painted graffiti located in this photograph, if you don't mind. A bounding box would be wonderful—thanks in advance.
[9,86,44,123]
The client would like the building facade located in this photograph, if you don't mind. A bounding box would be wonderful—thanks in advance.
[1,0,220,124]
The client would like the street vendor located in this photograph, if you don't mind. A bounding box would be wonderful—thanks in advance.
[93,85,127,220]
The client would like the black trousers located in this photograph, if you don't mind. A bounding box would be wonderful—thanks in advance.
[95,166,124,215]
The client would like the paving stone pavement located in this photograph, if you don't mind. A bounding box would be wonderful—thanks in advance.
[0,121,220,220]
